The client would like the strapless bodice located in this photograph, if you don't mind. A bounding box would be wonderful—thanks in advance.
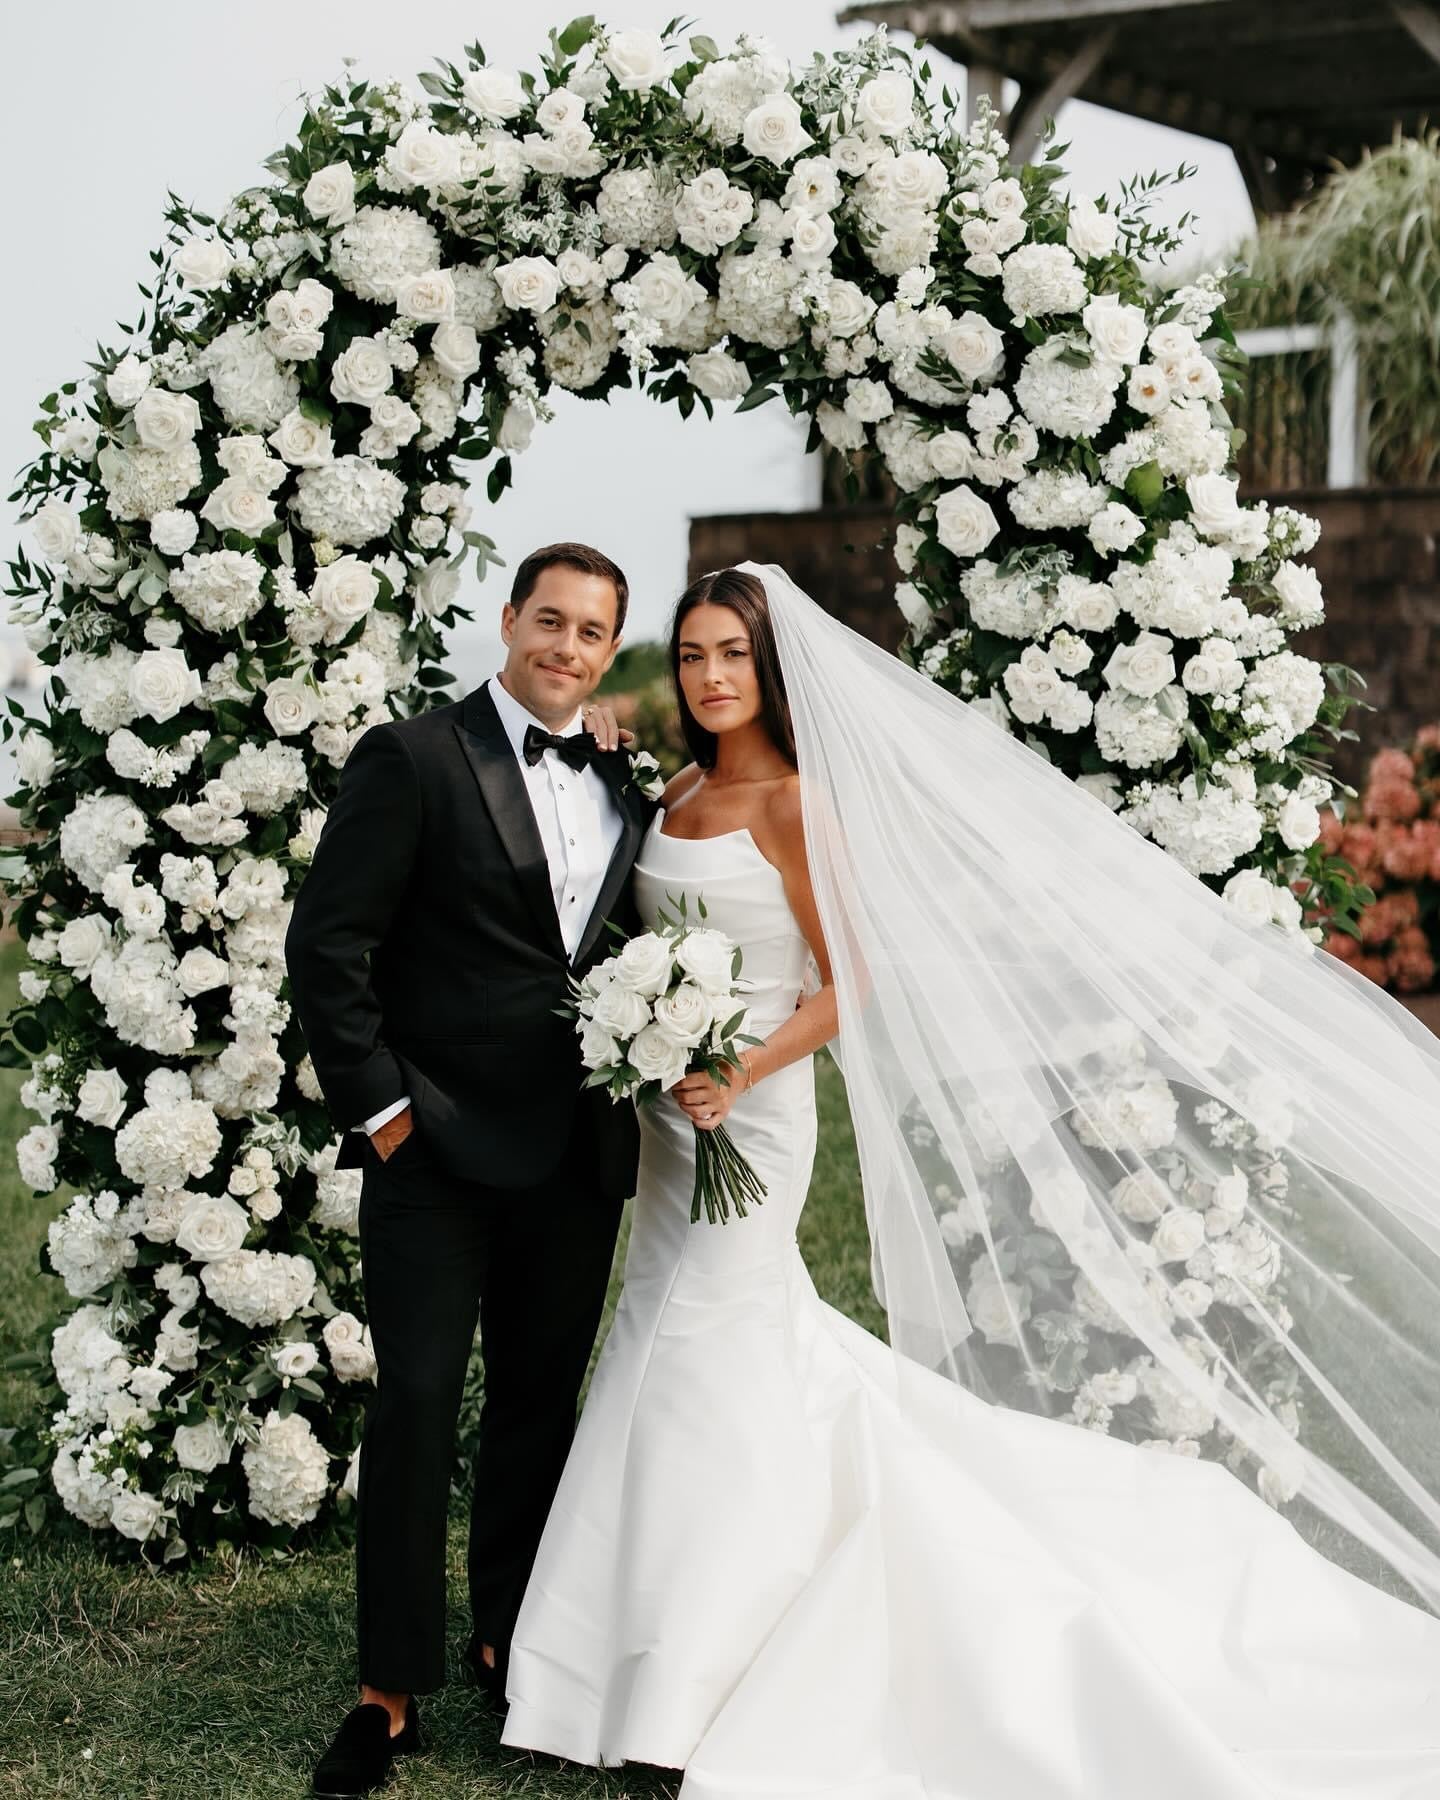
[631,816,814,1038]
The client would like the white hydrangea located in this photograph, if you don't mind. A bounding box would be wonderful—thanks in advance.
[1015,339,1122,439]
[293,456,406,548]
[171,549,267,632]
[59,792,149,893]
[715,249,801,349]
[51,1305,133,1429]
[1001,243,1087,322]
[329,204,443,302]
[596,166,677,250]
[204,1249,316,1329]
[96,441,202,523]
[242,1409,331,1527]
[201,322,300,431]
[1124,775,1264,877]
[115,1091,223,1189]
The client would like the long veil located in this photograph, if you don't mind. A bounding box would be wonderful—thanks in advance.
[742,558,1440,1613]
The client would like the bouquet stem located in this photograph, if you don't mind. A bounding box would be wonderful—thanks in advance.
[690,1123,768,1224]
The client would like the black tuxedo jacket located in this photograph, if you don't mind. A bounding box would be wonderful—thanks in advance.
[285,683,655,1197]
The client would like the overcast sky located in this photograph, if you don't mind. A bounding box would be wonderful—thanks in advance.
[2,2,1253,690]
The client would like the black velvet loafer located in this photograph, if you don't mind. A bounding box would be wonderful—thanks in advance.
[311,1696,421,1797]
[462,1635,508,1714]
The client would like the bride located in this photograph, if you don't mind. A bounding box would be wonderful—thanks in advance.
[500,561,1440,1797]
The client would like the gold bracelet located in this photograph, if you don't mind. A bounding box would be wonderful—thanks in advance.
[742,1051,756,1092]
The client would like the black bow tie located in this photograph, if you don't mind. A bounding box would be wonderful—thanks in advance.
[522,723,600,772]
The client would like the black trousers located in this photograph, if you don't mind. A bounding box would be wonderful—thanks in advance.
[353,1118,624,1694]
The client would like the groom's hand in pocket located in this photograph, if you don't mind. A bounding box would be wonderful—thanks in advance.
[370,1105,414,1162]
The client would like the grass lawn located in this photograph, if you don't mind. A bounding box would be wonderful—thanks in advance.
[0,930,873,1800]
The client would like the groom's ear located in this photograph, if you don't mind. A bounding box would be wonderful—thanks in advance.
[601,630,623,673]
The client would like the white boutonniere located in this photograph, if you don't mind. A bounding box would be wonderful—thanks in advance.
[625,747,665,801]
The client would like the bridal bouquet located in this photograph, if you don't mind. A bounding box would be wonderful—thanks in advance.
[563,898,766,1224]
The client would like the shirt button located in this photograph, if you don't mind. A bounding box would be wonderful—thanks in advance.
[568,837,575,846]
[558,783,565,791]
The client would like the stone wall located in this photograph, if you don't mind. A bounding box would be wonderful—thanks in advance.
[689,487,1440,782]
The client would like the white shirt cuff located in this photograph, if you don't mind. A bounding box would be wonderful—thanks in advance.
[357,1095,410,1135]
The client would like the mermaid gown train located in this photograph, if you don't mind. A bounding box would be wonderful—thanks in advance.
[500,817,1440,1798]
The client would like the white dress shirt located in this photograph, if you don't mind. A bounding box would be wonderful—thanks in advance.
[359,675,625,1136]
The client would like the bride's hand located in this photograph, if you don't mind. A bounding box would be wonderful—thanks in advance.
[672,1060,747,1130]
[579,700,635,752]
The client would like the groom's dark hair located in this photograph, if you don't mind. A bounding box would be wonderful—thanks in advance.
[510,541,629,635]
[669,568,796,770]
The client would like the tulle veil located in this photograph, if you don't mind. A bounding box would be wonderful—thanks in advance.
[739,558,1440,1613]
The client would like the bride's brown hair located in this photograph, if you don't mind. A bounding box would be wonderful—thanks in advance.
[669,568,797,771]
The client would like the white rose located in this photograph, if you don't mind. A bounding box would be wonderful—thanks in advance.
[652,982,713,1048]
[938,310,1005,383]
[330,339,393,405]
[173,236,234,290]
[130,648,201,723]
[856,70,914,137]
[174,1193,250,1263]
[674,928,736,996]
[302,162,356,224]
[463,67,526,122]
[1153,1208,1207,1263]
[742,93,812,167]
[536,85,587,132]
[29,499,82,564]
[934,485,1000,559]
[628,1020,692,1090]
[16,730,55,788]
[274,1342,319,1380]
[686,348,749,401]
[106,353,152,407]
[786,208,837,268]
[200,478,276,537]
[1103,632,1176,699]
[1066,196,1118,262]
[1270,559,1324,626]
[591,981,652,1040]
[410,559,461,619]
[76,1068,127,1130]
[395,269,456,323]
[173,1418,230,1472]
[983,177,1026,220]
[263,677,320,736]
[177,947,230,997]
[58,915,110,972]
[496,256,562,313]
[110,1490,165,1542]
[313,554,380,627]
[268,408,334,467]
[928,431,974,480]
[1185,472,1244,539]
[1082,294,1148,366]
[820,279,873,339]
[496,401,534,453]
[1277,793,1320,851]
[132,388,202,451]
[1088,501,1145,556]
[431,322,481,381]
[1127,363,1171,416]
[627,252,698,327]
[603,28,667,92]
[579,1018,620,1071]
[614,931,673,999]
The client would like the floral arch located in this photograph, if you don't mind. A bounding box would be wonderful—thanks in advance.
[2,19,1354,1557]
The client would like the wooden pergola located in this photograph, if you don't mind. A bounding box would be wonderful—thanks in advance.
[836,0,1440,211]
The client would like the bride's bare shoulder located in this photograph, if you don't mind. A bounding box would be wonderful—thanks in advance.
[660,762,704,813]
[757,773,805,862]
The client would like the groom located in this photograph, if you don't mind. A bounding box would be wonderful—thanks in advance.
[286,542,655,1797]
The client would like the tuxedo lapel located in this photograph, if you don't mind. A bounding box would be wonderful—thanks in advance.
[454,684,568,961]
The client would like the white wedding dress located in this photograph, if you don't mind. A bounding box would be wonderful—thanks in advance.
[500,816,1440,1798]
